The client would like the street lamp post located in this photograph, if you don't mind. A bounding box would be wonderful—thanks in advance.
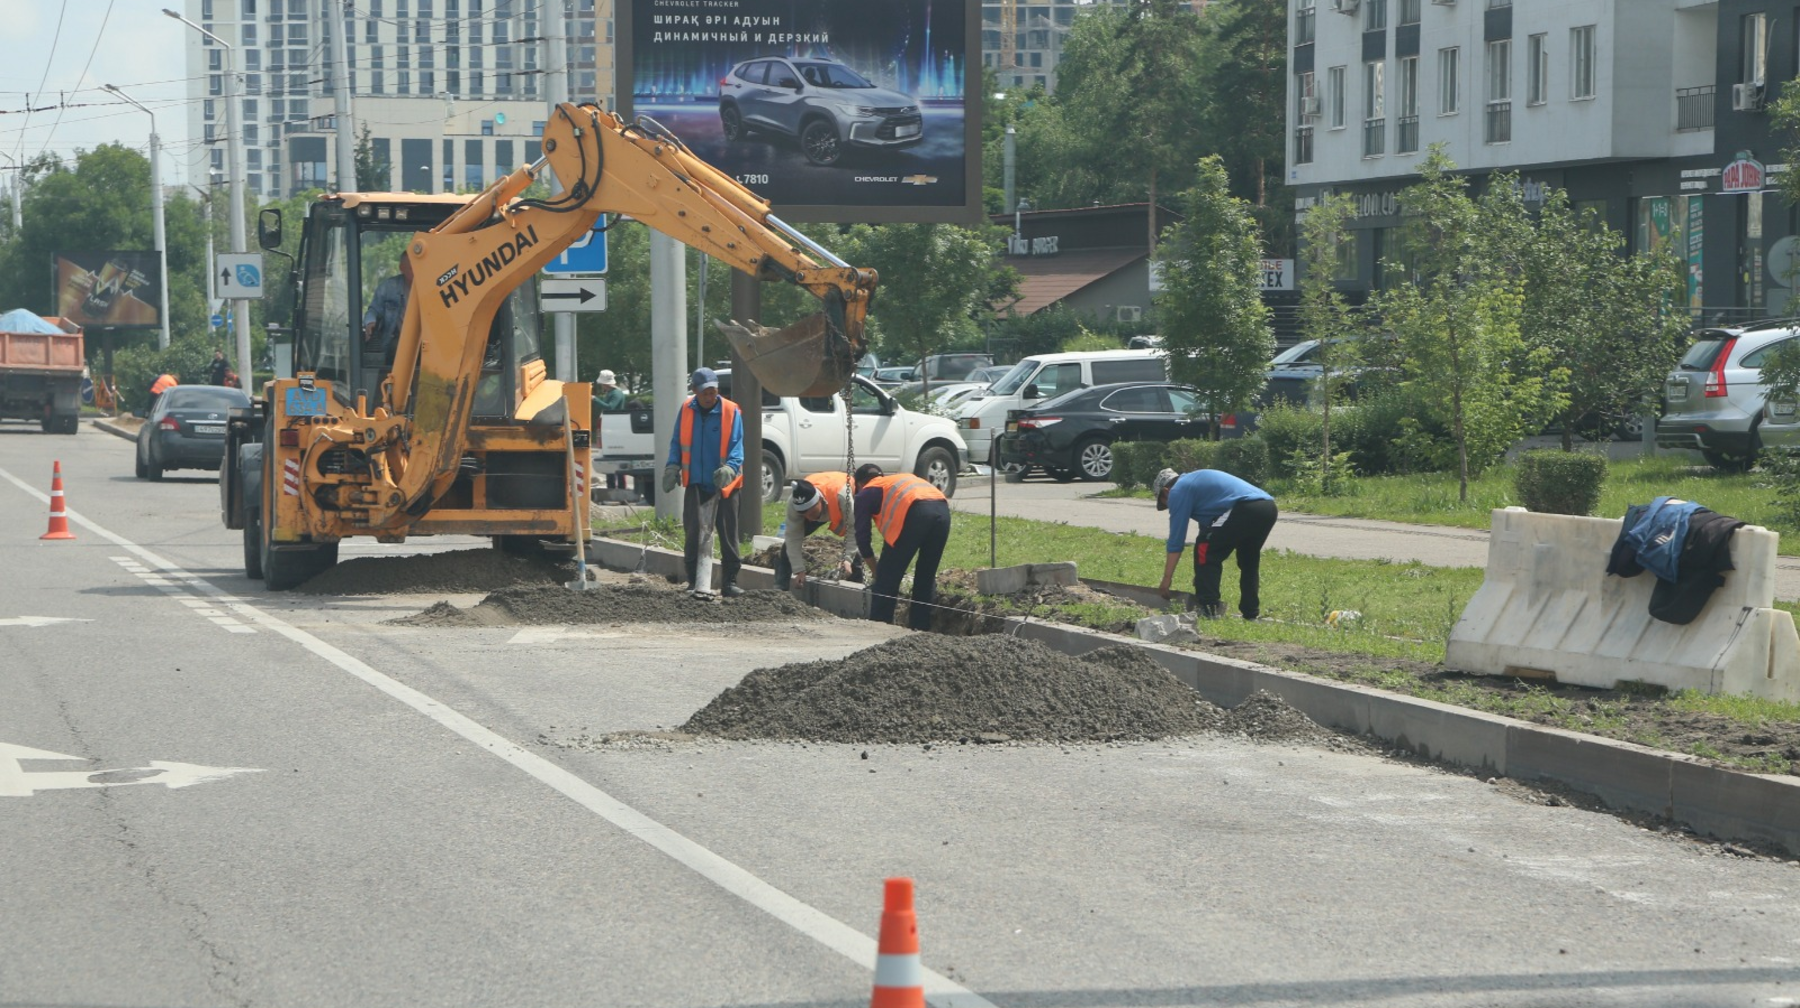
[190,180,219,319]
[0,150,21,231]
[164,8,252,395]
[104,84,171,351]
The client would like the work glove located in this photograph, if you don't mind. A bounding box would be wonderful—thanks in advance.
[662,464,681,494]
[712,465,737,488]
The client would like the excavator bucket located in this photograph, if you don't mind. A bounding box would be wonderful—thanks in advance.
[717,312,860,397]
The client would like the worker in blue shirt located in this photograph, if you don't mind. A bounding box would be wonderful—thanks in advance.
[1152,467,1278,619]
[664,367,746,596]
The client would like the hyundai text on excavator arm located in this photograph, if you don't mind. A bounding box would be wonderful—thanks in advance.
[219,103,879,589]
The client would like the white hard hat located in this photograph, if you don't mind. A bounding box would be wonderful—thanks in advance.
[597,369,616,385]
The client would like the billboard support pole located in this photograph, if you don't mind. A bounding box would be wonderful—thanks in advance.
[105,85,170,351]
[731,268,764,539]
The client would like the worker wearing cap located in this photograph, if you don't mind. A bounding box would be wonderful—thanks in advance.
[1153,467,1277,620]
[779,473,863,591]
[852,463,950,630]
[663,367,745,597]
[593,369,627,412]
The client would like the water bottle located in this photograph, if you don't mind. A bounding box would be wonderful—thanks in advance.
[778,521,787,536]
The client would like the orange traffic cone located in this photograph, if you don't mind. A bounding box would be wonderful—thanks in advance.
[870,878,925,1008]
[40,461,75,540]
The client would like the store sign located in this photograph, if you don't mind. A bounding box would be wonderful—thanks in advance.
[1006,234,1059,256]
[1258,259,1295,291]
[1723,153,1766,194]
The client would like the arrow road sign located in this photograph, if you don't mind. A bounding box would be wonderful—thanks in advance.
[540,277,607,313]
[215,253,265,300]
[0,616,91,628]
[0,742,263,797]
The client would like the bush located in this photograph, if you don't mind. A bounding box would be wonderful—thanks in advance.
[111,335,221,415]
[1111,442,1165,488]
[1114,437,1269,488]
[1347,386,1457,475]
[1514,448,1606,515]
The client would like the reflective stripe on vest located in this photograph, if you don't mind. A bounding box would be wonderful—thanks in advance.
[678,396,743,497]
[806,471,852,536]
[870,473,946,547]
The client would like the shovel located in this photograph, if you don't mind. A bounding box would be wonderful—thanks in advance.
[691,488,719,596]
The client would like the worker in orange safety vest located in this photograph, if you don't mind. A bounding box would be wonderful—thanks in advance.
[147,372,179,414]
[852,463,950,630]
[778,471,865,591]
[663,367,745,597]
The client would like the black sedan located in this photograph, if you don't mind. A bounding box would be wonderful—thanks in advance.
[135,384,251,480]
[997,382,1229,482]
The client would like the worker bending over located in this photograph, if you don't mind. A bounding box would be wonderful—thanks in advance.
[1153,467,1278,619]
[778,473,864,590]
[852,463,950,630]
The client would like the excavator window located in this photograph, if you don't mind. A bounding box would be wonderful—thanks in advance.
[295,211,353,391]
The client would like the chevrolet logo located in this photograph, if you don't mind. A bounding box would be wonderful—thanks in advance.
[901,174,938,186]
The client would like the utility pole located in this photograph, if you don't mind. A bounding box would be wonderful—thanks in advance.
[544,0,577,381]
[651,232,688,523]
[105,85,171,351]
[328,0,357,192]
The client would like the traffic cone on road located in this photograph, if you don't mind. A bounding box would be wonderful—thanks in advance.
[870,877,925,1008]
[40,461,75,540]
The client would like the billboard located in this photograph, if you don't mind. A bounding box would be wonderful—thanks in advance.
[53,252,161,329]
[616,0,981,224]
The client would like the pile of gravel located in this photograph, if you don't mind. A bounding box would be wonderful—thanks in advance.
[682,635,1229,744]
[388,583,826,627]
[297,548,567,595]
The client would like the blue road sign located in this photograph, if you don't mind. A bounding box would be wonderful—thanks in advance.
[210,314,224,328]
[543,224,607,275]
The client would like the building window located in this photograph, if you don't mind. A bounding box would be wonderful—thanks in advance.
[1438,47,1459,114]
[1398,56,1419,152]
[1329,65,1346,128]
[1363,60,1386,156]
[1297,70,1317,120]
[1571,25,1596,99]
[1743,12,1768,85]
[1296,0,1315,45]
[1364,0,1387,31]
[481,119,495,136]
[1294,125,1314,165]
[1398,0,1419,25]
[1486,39,1512,142]
[1526,33,1547,106]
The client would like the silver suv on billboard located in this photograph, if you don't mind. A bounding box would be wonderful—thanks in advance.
[718,56,924,166]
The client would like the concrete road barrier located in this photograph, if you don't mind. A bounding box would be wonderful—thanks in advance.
[1447,507,1800,701]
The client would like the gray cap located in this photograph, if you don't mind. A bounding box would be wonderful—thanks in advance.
[1152,468,1180,510]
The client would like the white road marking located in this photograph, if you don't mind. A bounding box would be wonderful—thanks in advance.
[0,616,91,627]
[0,464,993,1008]
[109,556,255,634]
[506,626,630,644]
[0,743,263,797]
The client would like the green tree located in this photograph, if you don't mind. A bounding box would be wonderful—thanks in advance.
[1155,155,1273,436]
[1203,0,1292,250]
[1054,0,1209,247]
[1295,192,1359,485]
[354,124,392,192]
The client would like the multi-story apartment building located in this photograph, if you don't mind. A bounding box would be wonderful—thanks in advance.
[1287,0,1794,320]
[980,0,1208,94]
[177,0,614,199]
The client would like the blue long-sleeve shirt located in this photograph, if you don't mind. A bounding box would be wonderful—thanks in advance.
[1165,469,1272,553]
[665,396,744,491]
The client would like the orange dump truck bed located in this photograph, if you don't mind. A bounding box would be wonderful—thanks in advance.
[0,315,85,432]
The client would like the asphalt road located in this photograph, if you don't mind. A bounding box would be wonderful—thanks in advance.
[6,419,1800,1008]
[950,471,1800,602]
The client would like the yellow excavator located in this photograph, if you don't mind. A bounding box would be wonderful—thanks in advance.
[220,102,878,589]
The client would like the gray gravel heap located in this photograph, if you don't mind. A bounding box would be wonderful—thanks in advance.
[297,548,567,595]
[682,635,1232,744]
[389,584,825,626]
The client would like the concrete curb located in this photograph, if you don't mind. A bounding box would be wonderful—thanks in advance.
[591,533,1800,854]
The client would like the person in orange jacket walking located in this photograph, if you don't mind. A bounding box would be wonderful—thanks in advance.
[852,463,950,630]
[663,367,745,597]
[147,372,179,414]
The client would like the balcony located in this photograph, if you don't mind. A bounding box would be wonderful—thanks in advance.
[1397,114,1419,153]
[1363,118,1386,157]
[1294,125,1314,165]
[1677,85,1716,131]
[1485,101,1511,143]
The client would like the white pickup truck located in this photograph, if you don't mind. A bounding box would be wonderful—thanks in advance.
[594,372,968,503]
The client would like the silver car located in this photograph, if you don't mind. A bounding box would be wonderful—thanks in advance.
[1656,323,1799,470]
[718,57,923,166]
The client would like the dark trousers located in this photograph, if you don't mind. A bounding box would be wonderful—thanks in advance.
[682,486,741,588]
[869,500,951,631]
[1193,498,1278,618]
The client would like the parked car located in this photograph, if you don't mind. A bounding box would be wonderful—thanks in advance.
[135,384,252,480]
[996,381,1232,482]
[1656,322,1799,471]
[916,353,994,383]
[871,367,917,388]
[718,56,923,166]
[923,366,1012,411]
[1259,336,1392,407]
[953,348,1167,467]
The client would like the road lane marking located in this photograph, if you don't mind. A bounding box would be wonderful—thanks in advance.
[110,556,256,634]
[0,616,92,627]
[0,463,993,1008]
[0,742,263,797]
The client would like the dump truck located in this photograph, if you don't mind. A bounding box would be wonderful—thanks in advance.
[0,309,84,434]
[220,103,878,589]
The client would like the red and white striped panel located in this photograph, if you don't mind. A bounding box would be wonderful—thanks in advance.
[281,458,301,496]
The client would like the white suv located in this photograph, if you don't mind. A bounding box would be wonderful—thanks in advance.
[1656,323,1799,471]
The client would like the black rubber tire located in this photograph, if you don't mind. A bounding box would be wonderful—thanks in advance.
[760,450,786,504]
[1074,437,1115,482]
[146,454,164,481]
[913,445,958,497]
[51,414,78,434]
[495,535,544,556]
[135,442,148,480]
[261,510,335,591]
[1704,426,1761,473]
[721,104,745,141]
[800,119,841,166]
[243,507,265,580]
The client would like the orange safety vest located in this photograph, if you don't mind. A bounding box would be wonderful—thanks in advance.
[802,471,852,536]
[150,374,178,395]
[677,395,743,496]
[867,473,947,547]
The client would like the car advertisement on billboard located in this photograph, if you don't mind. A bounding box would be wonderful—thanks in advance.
[52,251,161,328]
[617,0,980,224]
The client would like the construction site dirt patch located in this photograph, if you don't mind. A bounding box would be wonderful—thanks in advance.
[297,548,569,595]
[387,583,827,627]
[681,634,1336,746]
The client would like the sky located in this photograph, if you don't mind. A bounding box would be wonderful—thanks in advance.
[0,0,201,185]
